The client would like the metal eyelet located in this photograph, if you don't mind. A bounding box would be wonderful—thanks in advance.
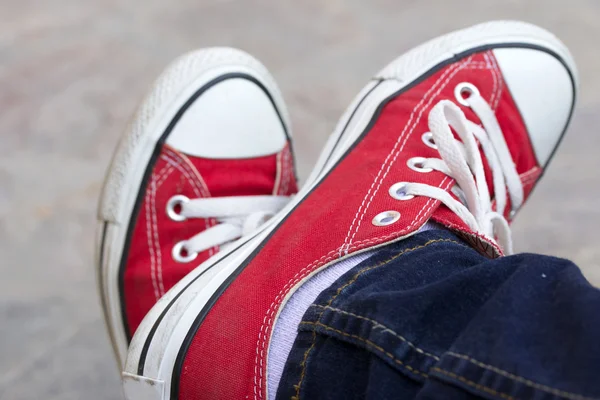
[172,241,198,263]
[454,82,480,106]
[389,182,414,201]
[166,195,189,222]
[372,211,401,226]
[407,157,433,173]
[421,132,437,149]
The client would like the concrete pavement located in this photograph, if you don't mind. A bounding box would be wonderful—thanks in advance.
[1,1,599,398]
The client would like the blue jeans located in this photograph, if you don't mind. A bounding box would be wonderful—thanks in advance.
[277,230,600,400]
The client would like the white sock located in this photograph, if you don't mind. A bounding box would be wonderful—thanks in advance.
[267,251,374,399]
[266,221,444,398]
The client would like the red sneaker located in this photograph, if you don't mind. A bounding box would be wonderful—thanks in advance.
[122,21,577,399]
[95,48,298,367]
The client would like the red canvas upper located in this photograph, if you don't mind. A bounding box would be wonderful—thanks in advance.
[177,51,544,399]
[122,142,297,336]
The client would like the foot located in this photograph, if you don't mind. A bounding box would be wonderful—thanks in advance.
[95,48,298,367]
[121,21,577,399]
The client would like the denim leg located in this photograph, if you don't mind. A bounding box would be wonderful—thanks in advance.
[276,230,600,400]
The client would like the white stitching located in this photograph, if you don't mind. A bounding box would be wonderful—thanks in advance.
[350,177,453,246]
[484,53,499,109]
[342,59,471,255]
[273,150,283,196]
[150,178,166,295]
[465,61,489,68]
[285,145,293,194]
[145,181,160,301]
[253,175,452,398]
[253,57,487,397]
[143,164,173,300]
[343,57,473,254]
[522,174,539,184]
[163,148,211,196]
[150,164,175,296]
[161,152,209,197]
[160,156,202,197]
[253,250,341,399]
[162,150,215,232]
[484,54,492,69]
[254,61,473,396]
[154,163,174,185]
[519,166,541,180]
[340,61,463,256]
[155,165,174,189]
[522,178,538,188]
[280,146,291,195]
[488,52,504,111]
[520,169,541,187]
[161,152,217,254]
[465,65,494,70]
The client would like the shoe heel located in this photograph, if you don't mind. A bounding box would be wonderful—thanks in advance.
[122,372,166,400]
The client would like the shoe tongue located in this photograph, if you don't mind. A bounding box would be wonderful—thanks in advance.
[178,143,297,198]
[430,205,503,258]
[450,185,468,207]
[435,130,501,256]
[185,153,278,197]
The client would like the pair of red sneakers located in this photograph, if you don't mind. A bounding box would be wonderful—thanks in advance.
[96,21,577,399]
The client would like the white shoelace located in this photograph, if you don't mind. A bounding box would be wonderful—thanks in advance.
[397,86,523,254]
[167,194,291,262]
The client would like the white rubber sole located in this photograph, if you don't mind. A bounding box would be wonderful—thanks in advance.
[95,47,292,368]
[122,21,577,399]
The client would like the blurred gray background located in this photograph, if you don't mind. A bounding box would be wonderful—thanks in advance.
[1,0,599,399]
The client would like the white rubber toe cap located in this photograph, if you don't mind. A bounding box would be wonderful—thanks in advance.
[493,47,576,167]
[165,77,287,159]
